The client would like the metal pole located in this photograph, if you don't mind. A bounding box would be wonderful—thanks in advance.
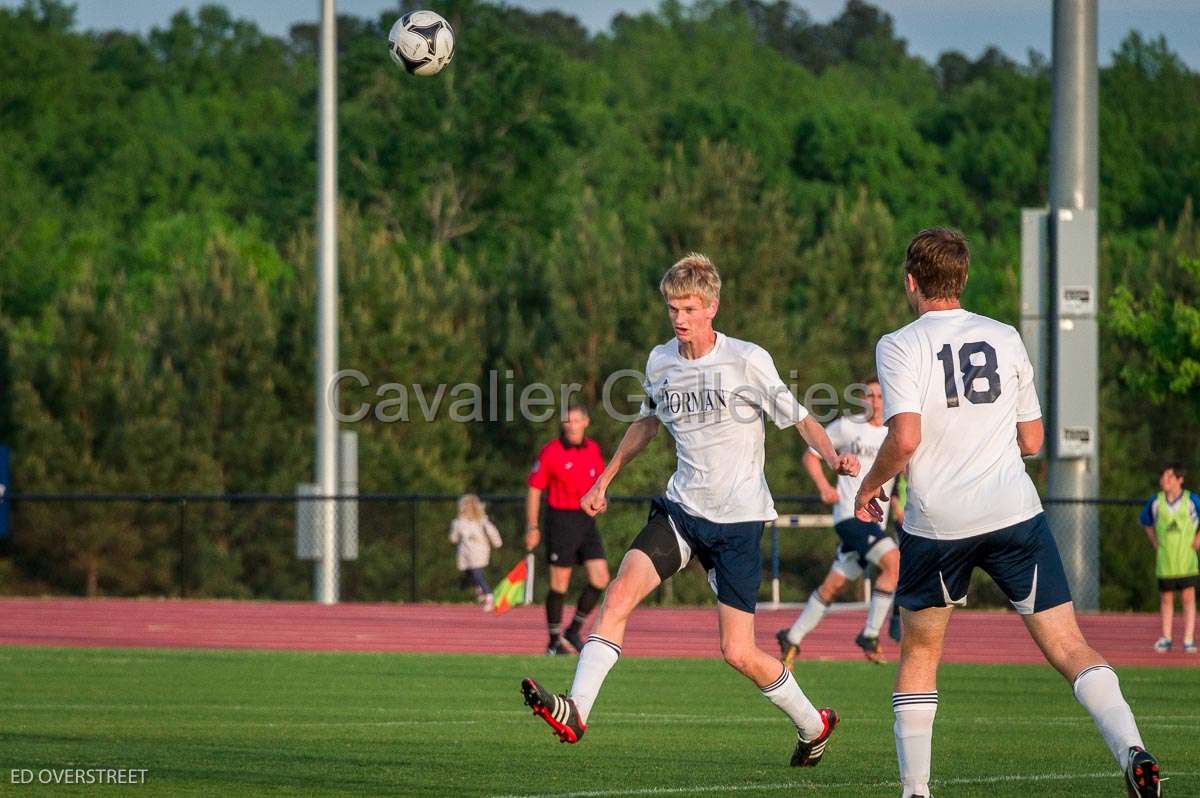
[1047,0,1100,610]
[177,499,187,597]
[1049,0,1098,213]
[523,552,535,606]
[314,0,339,604]
[409,500,418,602]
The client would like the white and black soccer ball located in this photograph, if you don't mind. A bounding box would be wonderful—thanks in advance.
[388,10,454,76]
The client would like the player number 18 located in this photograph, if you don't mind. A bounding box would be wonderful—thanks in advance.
[936,341,1002,407]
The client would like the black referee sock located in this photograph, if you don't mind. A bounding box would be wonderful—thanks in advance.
[567,584,603,633]
[546,590,565,645]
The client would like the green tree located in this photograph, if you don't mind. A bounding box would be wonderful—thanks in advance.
[790,188,910,386]
[1106,201,1200,450]
[8,270,183,595]
[1097,205,1200,609]
[330,207,487,494]
[1101,33,1200,230]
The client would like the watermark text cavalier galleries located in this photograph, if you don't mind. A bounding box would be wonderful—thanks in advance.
[328,369,872,425]
[10,768,148,786]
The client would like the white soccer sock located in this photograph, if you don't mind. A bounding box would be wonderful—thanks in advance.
[569,635,621,724]
[760,666,824,739]
[863,588,895,639]
[893,692,938,798]
[787,592,830,644]
[1073,665,1144,769]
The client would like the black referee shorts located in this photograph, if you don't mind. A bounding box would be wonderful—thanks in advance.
[544,507,605,567]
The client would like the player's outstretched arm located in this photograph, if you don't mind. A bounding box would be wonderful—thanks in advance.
[797,415,858,477]
[580,416,661,517]
[854,412,921,523]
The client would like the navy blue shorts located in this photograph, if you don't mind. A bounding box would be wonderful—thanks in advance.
[896,512,1072,615]
[637,497,765,614]
[832,518,897,575]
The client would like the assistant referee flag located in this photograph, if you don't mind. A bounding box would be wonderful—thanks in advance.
[492,557,528,614]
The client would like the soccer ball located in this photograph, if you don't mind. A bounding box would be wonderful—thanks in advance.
[388,11,455,76]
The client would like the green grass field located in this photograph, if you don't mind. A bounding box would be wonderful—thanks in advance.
[1,647,1195,796]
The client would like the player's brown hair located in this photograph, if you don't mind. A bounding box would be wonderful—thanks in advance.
[660,253,721,305]
[1164,462,1187,480]
[905,228,969,300]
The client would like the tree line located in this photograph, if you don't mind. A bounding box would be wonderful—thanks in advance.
[0,0,1196,607]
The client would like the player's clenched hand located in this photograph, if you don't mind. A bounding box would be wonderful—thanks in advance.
[524,527,540,552]
[834,453,859,477]
[819,485,839,505]
[854,485,887,523]
[580,484,608,517]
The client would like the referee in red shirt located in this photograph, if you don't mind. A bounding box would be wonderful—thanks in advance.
[525,404,609,655]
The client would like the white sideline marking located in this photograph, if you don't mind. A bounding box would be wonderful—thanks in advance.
[3,703,1199,729]
[491,771,1197,798]
[238,719,481,728]
[18,712,1194,734]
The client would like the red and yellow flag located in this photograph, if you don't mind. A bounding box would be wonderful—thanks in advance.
[492,557,527,614]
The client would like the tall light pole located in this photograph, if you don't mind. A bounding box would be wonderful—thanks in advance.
[315,0,339,604]
[1030,0,1100,610]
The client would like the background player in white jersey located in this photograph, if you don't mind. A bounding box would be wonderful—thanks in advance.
[521,253,858,769]
[776,377,902,666]
[852,229,1161,798]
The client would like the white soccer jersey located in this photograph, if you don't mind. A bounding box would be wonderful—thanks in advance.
[810,416,893,527]
[639,332,808,523]
[876,308,1043,539]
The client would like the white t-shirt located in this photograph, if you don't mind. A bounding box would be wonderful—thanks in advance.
[810,416,893,527]
[449,517,503,571]
[875,308,1043,540]
[639,332,808,523]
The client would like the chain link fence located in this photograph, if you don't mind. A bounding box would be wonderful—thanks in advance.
[1044,497,1151,611]
[0,494,1155,611]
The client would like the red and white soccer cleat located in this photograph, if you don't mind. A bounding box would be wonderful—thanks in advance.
[521,677,586,744]
[790,708,839,767]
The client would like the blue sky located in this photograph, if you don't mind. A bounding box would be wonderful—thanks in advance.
[6,1,1198,67]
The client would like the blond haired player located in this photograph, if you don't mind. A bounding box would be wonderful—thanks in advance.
[521,253,857,768]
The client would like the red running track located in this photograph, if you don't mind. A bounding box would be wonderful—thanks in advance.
[0,598,1193,668]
